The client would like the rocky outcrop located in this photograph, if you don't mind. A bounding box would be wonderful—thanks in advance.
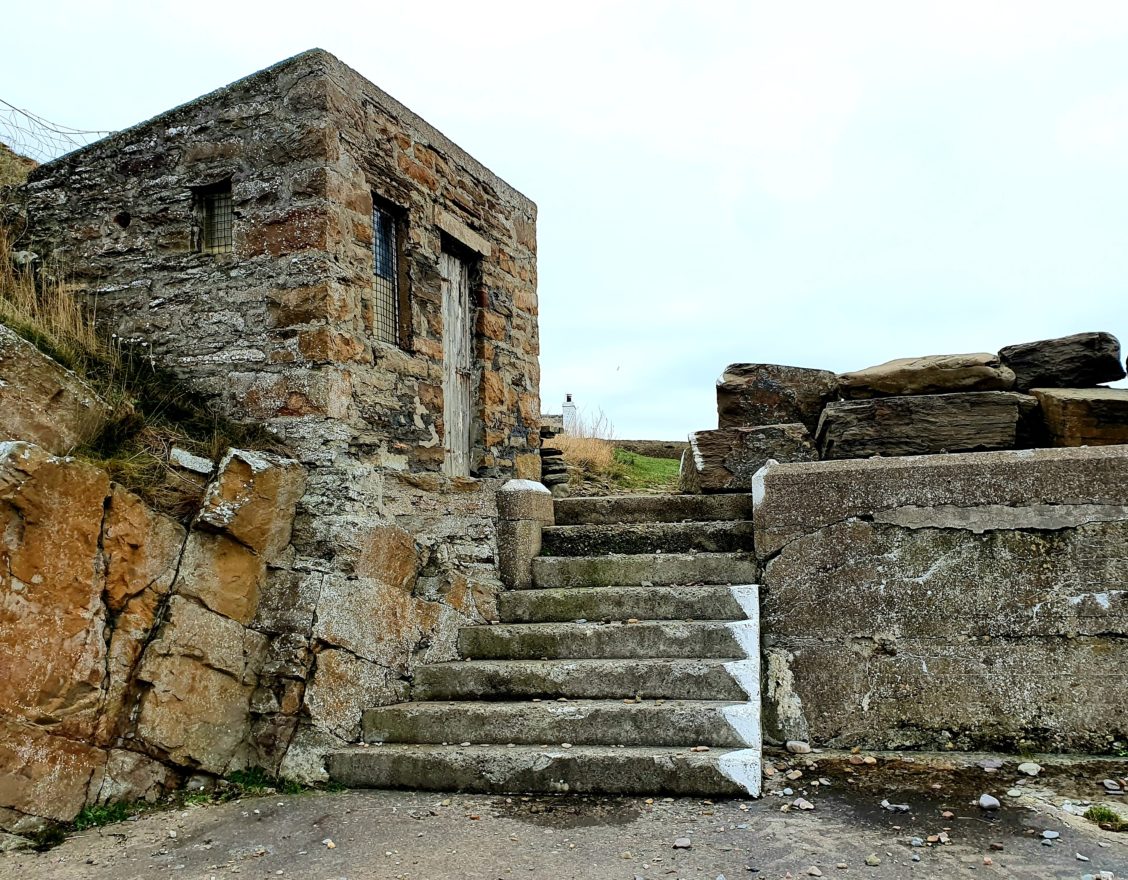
[716,364,838,434]
[1032,388,1128,447]
[837,352,1015,398]
[815,392,1037,460]
[1000,331,1126,391]
[0,439,307,832]
[0,325,110,454]
[679,425,816,493]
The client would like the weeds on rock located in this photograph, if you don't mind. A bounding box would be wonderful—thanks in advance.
[0,221,286,520]
[1085,804,1128,832]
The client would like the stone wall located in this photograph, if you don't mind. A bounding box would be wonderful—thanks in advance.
[3,48,541,823]
[753,445,1128,752]
[682,332,1127,493]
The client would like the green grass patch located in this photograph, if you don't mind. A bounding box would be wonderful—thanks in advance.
[73,800,143,830]
[610,448,680,491]
[1085,804,1128,831]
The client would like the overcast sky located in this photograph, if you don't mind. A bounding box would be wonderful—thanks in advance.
[4,1,1127,439]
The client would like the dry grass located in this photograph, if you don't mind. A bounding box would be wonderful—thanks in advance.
[0,221,285,520]
[0,142,36,189]
[557,409,617,475]
[0,224,110,374]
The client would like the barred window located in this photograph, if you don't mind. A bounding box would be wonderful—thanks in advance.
[373,202,402,345]
[193,181,234,254]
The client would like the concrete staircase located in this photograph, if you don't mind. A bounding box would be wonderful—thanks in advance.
[327,493,763,796]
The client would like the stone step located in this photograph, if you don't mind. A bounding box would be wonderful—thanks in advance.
[412,658,752,701]
[361,699,755,748]
[458,620,747,660]
[541,520,755,556]
[326,743,761,796]
[532,552,760,589]
[554,493,754,526]
[498,585,744,623]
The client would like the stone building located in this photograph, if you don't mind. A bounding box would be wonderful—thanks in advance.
[3,46,541,807]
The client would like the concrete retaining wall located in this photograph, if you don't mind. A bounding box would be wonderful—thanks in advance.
[752,445,1128,752]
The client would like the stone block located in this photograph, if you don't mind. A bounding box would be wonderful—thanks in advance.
[837,352,1015,398]
[763,518,1128,639]
[196,449,307,558]
[679,424,817,494]
[93,749,179,806]
[716,363,838,433]
[1032,387,1128,447]
[0,324,110,454]
[496,479,553,523]
[815,391,1036,461]
[1000,331,1125,391]
[753,444,1128,560]
[303,648,407,742]
[174,531,266,625]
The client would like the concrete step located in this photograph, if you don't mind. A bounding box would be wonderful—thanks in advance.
[361,699,754,748]
[532,552,760,589]
[498,585,743,623]
[326,743,760,796]
[554,493,754,526]
[458,620,745,660]
[541,520,755,556]
[412,658,752,701]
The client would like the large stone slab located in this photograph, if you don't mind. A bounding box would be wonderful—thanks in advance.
[716,363,838,433]
[1000,331,1125,391]
[1032,387,1128,447]
[837,352,1015,398]
[0,324,110,454]
[679,424,817,493]
[815,391,1036,460]
[753,444,1128,560]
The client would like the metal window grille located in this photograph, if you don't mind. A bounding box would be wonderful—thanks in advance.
[373,204,399,345]
[202,190,233,253]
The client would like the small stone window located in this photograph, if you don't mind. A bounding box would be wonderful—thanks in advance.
[372,198,409,347]
[193,180,234,254]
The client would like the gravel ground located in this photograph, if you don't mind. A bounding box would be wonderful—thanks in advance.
[4,762,1126,880]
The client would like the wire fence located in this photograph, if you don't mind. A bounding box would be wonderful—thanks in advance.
[0,98,114,163]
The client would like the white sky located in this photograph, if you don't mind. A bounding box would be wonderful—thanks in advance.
[4,1,1127,439]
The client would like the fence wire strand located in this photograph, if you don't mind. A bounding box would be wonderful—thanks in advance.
[0,98,114,163]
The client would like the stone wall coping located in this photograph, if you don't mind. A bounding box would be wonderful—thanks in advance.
[499,479,550,494]
[757,442,1128,481]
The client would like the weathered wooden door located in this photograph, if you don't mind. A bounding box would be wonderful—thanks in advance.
[440,251,472,477]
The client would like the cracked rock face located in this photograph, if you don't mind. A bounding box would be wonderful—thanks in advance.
[0,441,308,831]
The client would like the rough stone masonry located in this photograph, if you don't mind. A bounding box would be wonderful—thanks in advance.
[1,47,540,830]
